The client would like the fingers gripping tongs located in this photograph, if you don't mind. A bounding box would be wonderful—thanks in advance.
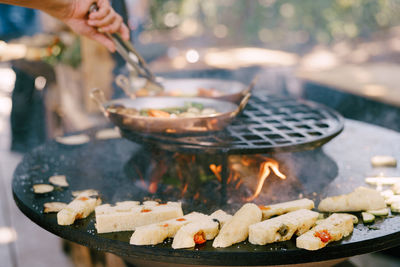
[89,3,163,94]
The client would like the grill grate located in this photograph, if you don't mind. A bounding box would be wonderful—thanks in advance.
[122,93,344,154]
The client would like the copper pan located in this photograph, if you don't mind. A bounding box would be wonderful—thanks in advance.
[115,75,253,104]
[90,88,252,134]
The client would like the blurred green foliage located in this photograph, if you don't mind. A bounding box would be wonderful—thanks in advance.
[146,0,400,52]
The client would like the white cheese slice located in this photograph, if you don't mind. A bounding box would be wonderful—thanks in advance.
[57,192,101,225]
[172,217,219,249]
[259,198,314,219]
[318,187,386,212]
[371,155,397,167]
[209,209,232,228]
[296,213,354,251]
[212,203,262,248]
[130,212,208,245]
[249,209,319,245]
[95,201,183,233]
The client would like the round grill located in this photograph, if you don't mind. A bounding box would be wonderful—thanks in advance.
[121,94,344,153]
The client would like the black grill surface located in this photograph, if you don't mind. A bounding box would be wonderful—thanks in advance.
[12,120,400,266]
[122,94,344,153]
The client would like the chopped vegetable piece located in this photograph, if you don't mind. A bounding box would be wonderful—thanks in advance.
[278,224,289,236]
[176,218,186,221]
[44,202,67,213]
[362,212,375,224]
[194,232,206,244]
[141,209,152,213]
[33,184,54,194]
[49,175,69,187]
[367,208,389,216]
[314,230,332,243]
[148,109,170,118]
[77,196,89,201]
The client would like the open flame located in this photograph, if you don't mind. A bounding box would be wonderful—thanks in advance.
[131,151,286,204]
[245,157,286,201]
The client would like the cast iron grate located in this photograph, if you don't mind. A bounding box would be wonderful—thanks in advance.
[121,93,344,154]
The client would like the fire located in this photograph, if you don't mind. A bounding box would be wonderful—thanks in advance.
[245,158,286,201]
[209,164,222,182]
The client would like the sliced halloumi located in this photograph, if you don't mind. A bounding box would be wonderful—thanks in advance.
[296,213,354,251]
[172,217,219,249]
[371,155,397,167]
[259,198,314,219]
[95,201,183,233]
[249,209,319,245]
[318,187,386,212]
[209,209,232,228]
[56,134,90,145]
[95,128,121,140]
[44,202,67,213]
[49,175,69,187]
[213,203,262,248]
[130,212,208,245]
[392,183,400,194]
[57,191,101,225]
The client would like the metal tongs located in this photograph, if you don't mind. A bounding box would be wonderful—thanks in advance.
[89,3,163,94]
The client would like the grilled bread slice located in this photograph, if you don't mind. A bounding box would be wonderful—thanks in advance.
[318,187,386,212]
[95,201,183,233]
[57,191,101,225]
[130,212,208,245]
[296,213,354,250]
[259,198,314,219]
[249,209,319,245]
[213,203,262,248]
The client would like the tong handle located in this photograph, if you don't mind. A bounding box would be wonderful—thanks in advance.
[88,3,160,85]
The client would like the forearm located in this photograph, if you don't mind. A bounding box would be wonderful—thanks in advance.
[0,0,74,20]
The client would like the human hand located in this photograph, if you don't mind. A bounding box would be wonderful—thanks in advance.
[62,0,130,52]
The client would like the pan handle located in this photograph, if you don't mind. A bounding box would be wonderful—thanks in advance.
[90,88,107,113]
[241,75,258,96]
[115,74,136,98]
[231,92,251,118]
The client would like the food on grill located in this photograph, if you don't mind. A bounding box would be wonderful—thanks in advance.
[365,177,400,185]
[171,210,232,249]
[95,128,121,140]
[296,213,354,251]
[249,209,319,245]
[49,175,69,187]
[71,189,99,198]
[107,102,219,118]
[367,208,389,216]
[213,203,262,248]
[57,191,101,225]
[130,212,208,245]
[43,202,67,213]
[391,202,400,213]
[209,209,233,228]
[392,183,400,194]
[258,198,314,220]
[371,155,397,167]
[385,195,400,205]
[55,134,90,145]
[381,189,395,199]
[362,212,375,224]
[33,184,54,194]
[95,201,183,233]
[172,219,218,249]
[318,187,386,212]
